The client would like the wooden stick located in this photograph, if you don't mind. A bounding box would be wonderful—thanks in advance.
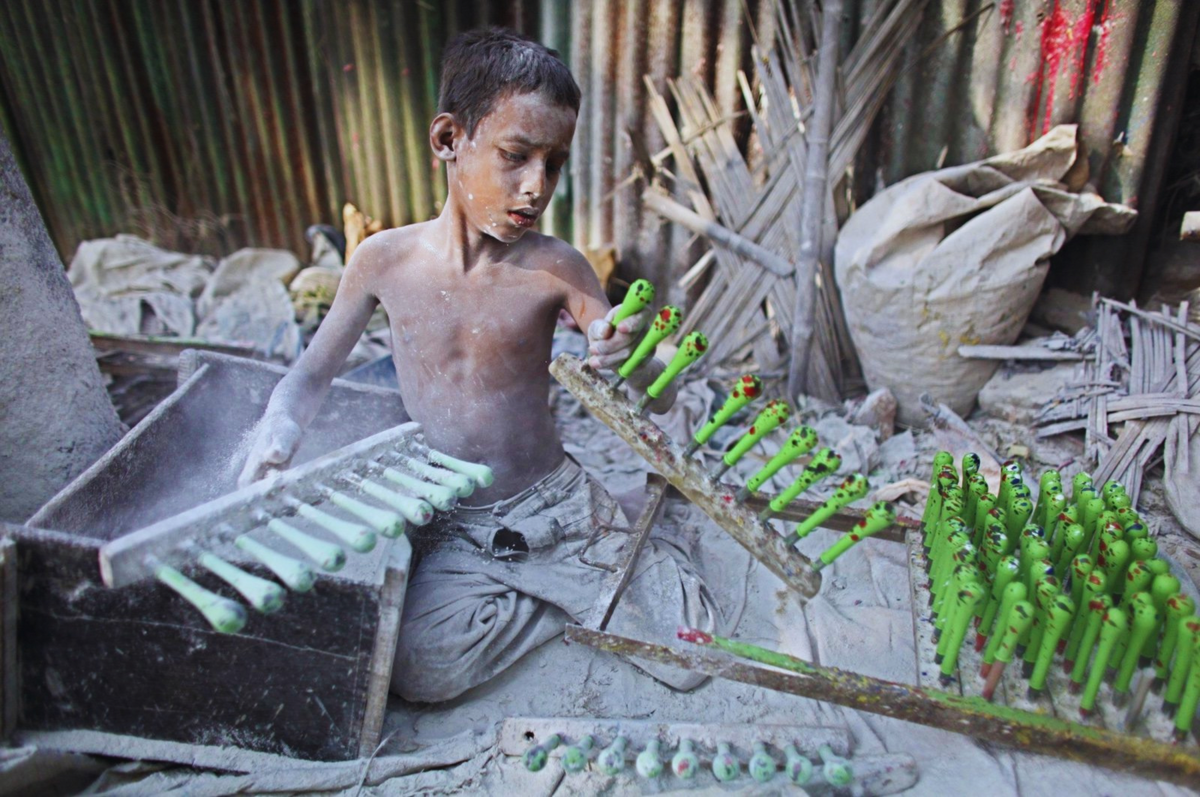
[786,0,841,401]
[563,625,1200,787]
[549,354,822,598]
[641,188,793,277]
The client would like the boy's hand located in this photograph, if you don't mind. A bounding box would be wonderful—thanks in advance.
[585,304,677,414]
[238,415,303,487]
[586,304,649,371]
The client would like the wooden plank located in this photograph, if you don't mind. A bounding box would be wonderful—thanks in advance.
[957,345,1085,361]
[591,473,670,631]
[0,537,15,740]
[13,524,382,761]
[641,189,794,277]
[564,626,1200,787]
[497,716,853,760]
[549,354,823,598]
[357,536,412,759]
[745,494,914,544]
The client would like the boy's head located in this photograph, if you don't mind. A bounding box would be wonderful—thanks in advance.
[431,28,580,243]
[438,28,580,139]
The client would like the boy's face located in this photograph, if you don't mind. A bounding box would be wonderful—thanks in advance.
[450,91,576,244]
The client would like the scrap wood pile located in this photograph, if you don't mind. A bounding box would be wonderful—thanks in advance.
[639,0,931,399]
[1037,297,1200,535]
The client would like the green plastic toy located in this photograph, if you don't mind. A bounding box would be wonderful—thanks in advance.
[635,739,663,778]
[814,501,896,570]
[748,742,776,783]
[267,517,346,571]
[711,400,791,479]
[819,744,853,787]
[198,552,285,614]
[711,742,740,782]
[561,735,594,773]
[1028,594,1076,696]
[234,535,316,593]
[738,425,819,501]
[784,745,814,785]
[795,473,868,539]
[1081,607,1128,716]
[155,562,247,634]
[1069,594,1113,692]
[685,375,763,456]
[596,735,627,775]
[1164,618,1200,715]
[1156,594,1196,686]
[293,498,379,551]
[615,305,682,386]
[638,331,707,411]
[761,448,841,520]
[612,279,655,327]
[522,734,560,772]
[671,739,700,779]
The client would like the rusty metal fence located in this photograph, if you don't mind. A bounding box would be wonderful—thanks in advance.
[0,1,1195,297]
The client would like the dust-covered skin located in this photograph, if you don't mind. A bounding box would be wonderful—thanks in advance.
[239,90,672,502]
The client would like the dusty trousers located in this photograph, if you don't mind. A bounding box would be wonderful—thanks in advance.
[391,456,720,702]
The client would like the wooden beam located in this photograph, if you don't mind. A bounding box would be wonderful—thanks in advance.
[550,354,822,598]
[564,625,1200,788]
[641,188,795,278]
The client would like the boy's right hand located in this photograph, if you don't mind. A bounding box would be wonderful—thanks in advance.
[585,304,650,371]
[238,415,303,487]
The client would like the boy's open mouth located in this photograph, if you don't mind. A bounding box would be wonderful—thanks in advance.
[508,208,538,228]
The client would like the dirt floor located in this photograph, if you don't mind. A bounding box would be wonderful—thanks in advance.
[18,329,1200,795]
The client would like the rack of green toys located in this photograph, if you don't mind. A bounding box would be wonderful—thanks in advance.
[551,280,1200,787]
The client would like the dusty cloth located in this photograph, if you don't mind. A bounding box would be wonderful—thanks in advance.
[392,456,720,702]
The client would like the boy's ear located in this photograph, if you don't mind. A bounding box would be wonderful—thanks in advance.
[429,113,459,162]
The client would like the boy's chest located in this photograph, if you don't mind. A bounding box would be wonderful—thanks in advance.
[376,265,561,353]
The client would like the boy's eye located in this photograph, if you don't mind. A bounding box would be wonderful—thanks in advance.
[501,150,525,163]
[547,160,564,175]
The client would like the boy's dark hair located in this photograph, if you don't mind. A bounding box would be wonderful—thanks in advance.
[438,28,580,137]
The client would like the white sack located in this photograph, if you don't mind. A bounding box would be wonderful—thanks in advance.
[834,125,1135,425]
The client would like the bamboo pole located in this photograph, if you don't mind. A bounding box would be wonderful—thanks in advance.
[641,189,794,278]
[787,0,841,402]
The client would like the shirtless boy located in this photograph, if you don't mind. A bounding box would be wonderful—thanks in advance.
[240,28,717,702]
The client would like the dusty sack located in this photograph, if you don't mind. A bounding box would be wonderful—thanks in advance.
[833,125,1135,426]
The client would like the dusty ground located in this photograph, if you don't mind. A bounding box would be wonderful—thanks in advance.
[32,330,1200,795]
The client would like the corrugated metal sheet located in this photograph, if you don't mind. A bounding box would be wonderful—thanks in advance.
[566,0,1198,299]
[872,0,1199,296]
[0,0,544,259]
[0,0,1194,301]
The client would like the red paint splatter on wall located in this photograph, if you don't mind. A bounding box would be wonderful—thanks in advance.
[1092,0,1116,86]
[999,0,1015,33]
[1027,0,1120,140]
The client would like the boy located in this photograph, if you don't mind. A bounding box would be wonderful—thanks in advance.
[240,28,718,702]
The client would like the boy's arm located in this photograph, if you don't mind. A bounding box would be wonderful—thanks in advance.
[238,243,382,486]
[556,247,675,414]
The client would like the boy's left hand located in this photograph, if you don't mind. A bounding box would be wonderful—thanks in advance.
[586,304,649,371]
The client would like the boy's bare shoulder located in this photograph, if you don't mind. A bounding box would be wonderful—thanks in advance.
[521,232,593,282]
[347,222,434,275]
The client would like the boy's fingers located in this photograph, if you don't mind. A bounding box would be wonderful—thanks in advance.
[615,308,650,335]
[589,333,634,357]
[587,318,614,342]
[590,350,630,370]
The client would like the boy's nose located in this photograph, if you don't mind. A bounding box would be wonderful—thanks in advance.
[519,162,546,200]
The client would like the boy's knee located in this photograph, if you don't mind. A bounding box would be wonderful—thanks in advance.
[391,634,473,703]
